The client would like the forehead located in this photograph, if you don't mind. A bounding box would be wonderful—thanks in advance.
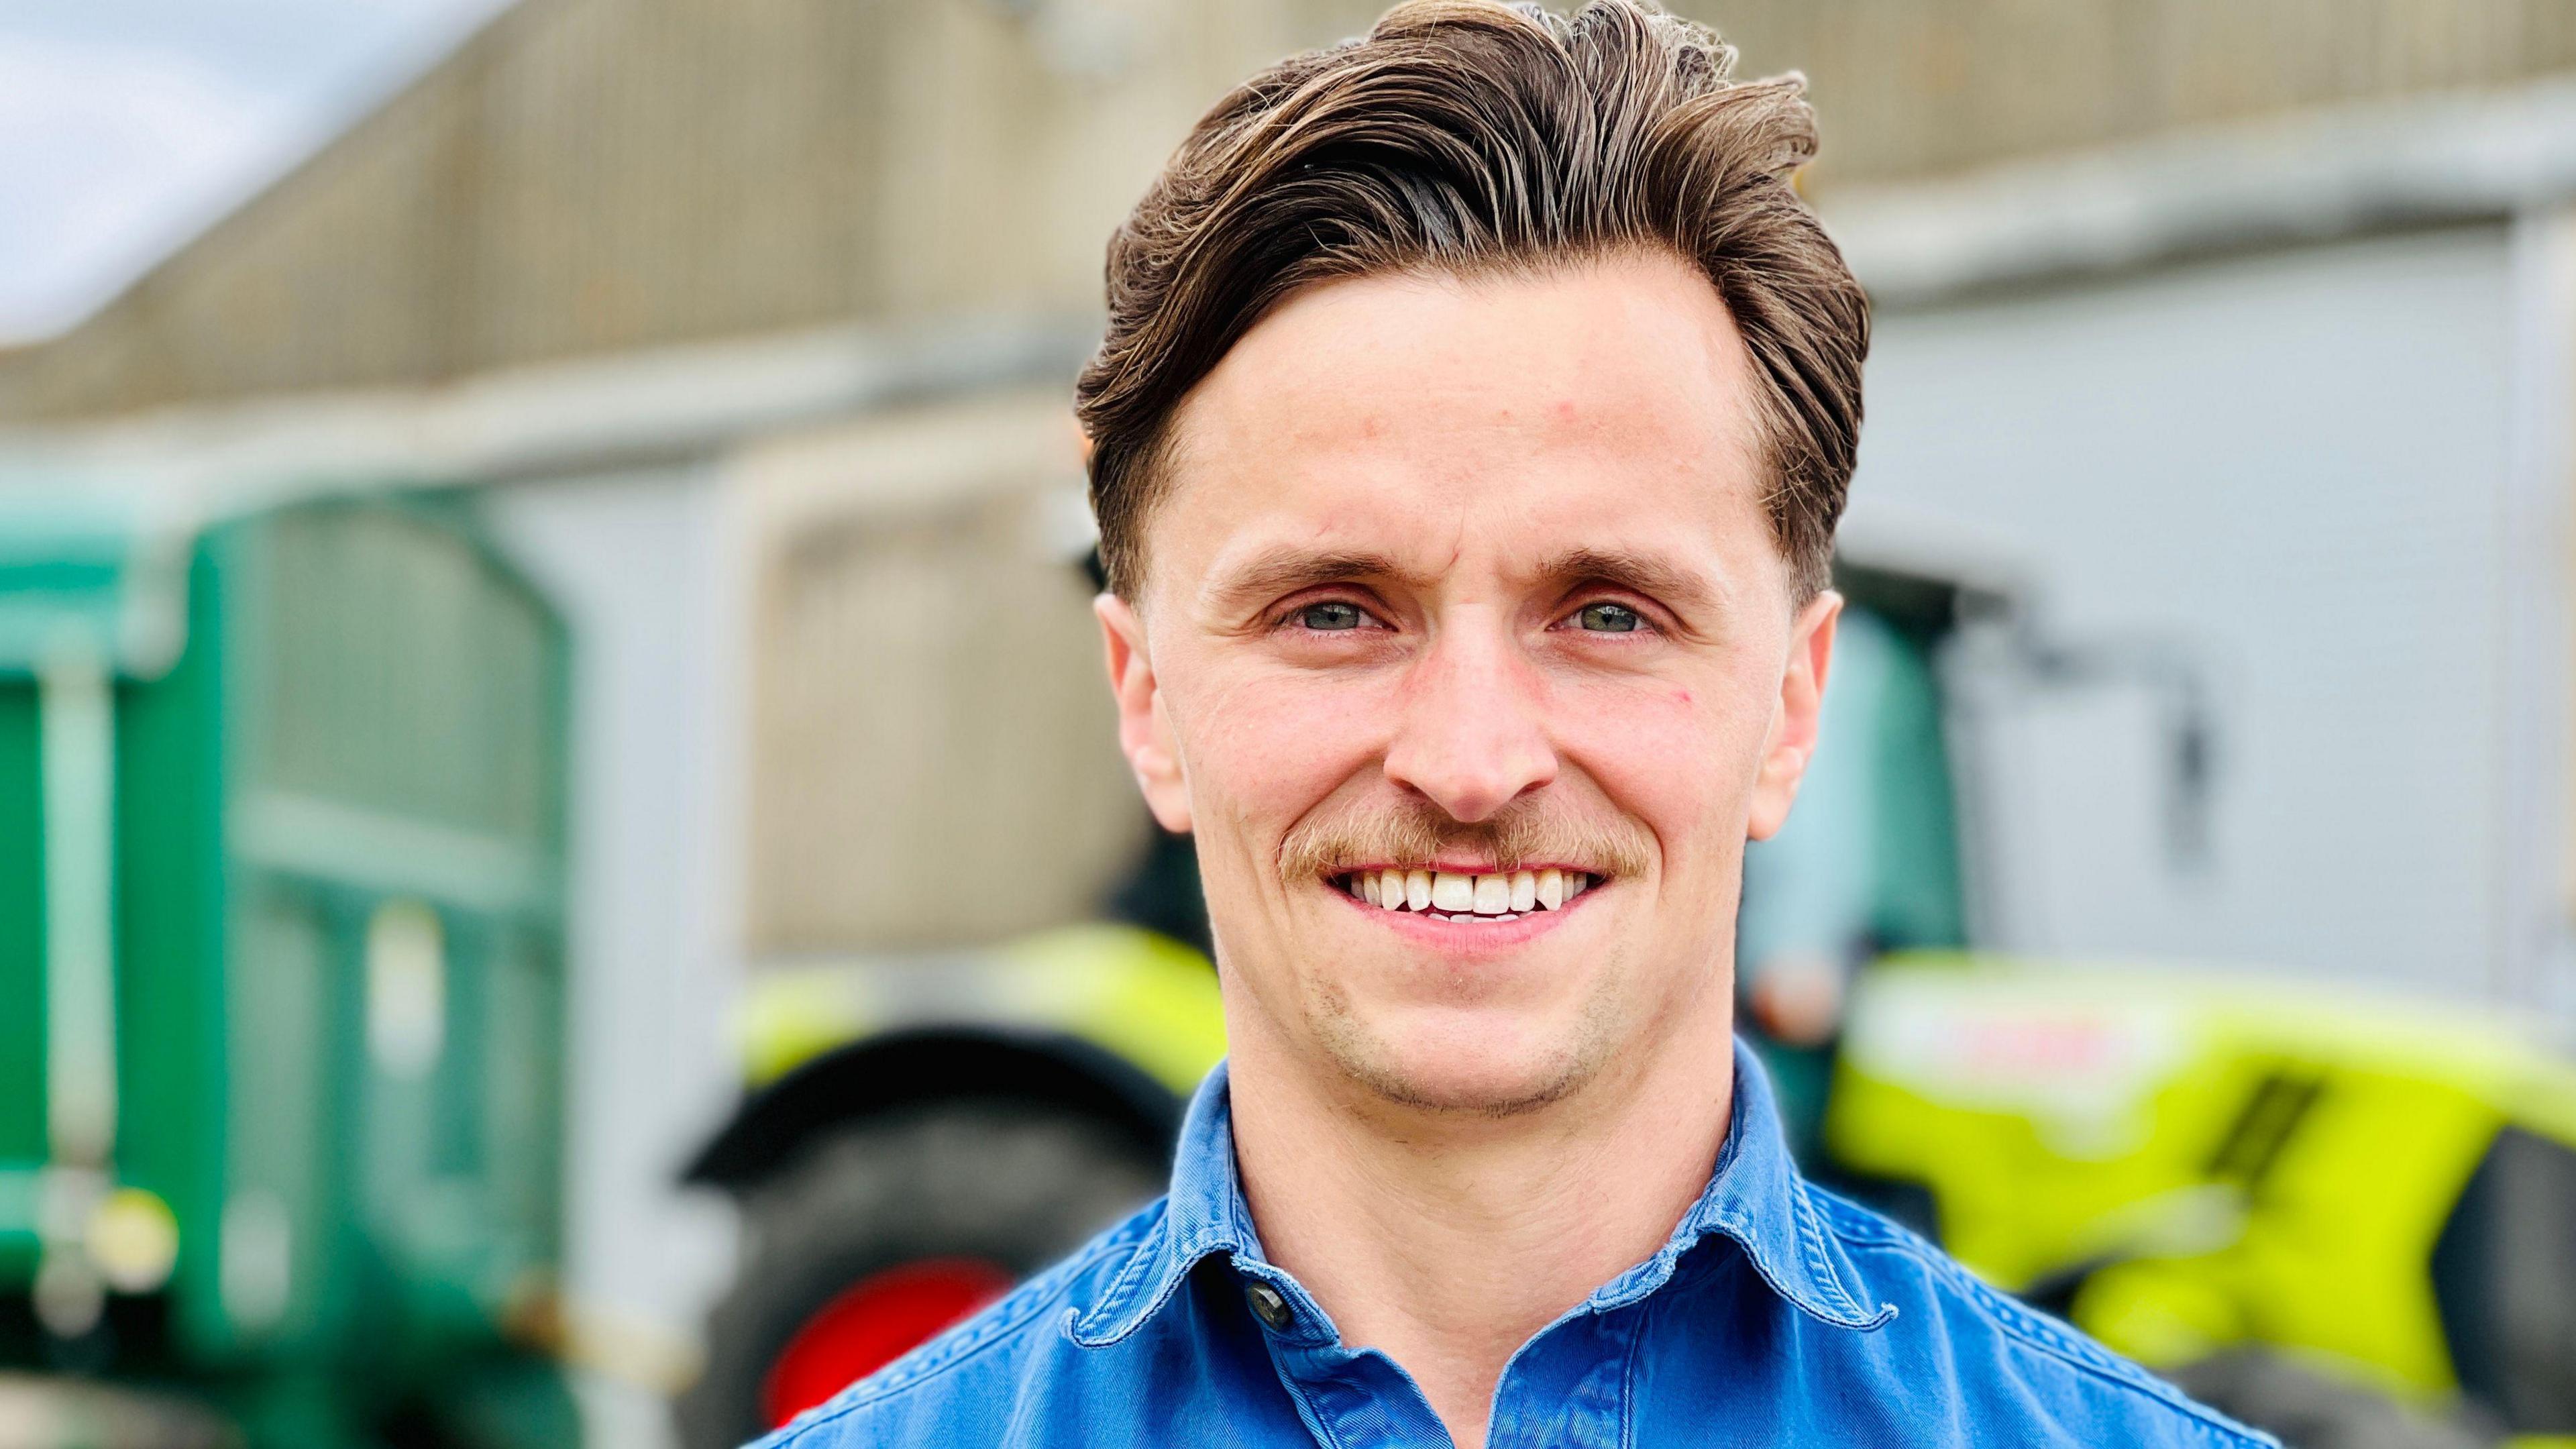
[1151,250,1776,599]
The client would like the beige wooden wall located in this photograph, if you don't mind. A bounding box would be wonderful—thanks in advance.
[8,0,2576,421]
[728,389,1142,953]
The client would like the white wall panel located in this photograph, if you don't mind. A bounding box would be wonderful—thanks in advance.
[1851,224,2536,1000]
[482,466,744,1449]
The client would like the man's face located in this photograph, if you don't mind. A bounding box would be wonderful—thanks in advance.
[1097,249,1839,1115]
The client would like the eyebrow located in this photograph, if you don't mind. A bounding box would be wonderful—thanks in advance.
[1201,547,1415,618]
[1534,547,1725,622]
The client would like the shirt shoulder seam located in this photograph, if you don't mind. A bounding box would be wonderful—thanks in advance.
[1812,1193,2274,1448]
[763,1212,1159,1442]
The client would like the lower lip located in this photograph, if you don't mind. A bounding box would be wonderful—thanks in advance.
[1332,883,1594,952]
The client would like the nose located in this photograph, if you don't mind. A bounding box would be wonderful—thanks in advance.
[1381,616,1558,823]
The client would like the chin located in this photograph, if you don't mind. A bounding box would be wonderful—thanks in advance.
[1313,1001,1617,1117]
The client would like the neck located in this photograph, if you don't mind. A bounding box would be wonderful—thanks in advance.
[1226,1007,1736,1449]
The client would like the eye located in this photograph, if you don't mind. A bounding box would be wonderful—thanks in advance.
[1573,602,1644,633]
[1295,600,1368,632]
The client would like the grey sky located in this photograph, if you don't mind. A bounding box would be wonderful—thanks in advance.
[0,0,515,343]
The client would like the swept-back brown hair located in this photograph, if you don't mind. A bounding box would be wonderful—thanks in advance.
[1075,0,1867,602]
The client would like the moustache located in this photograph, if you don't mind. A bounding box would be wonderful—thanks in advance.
[1277,795,1654,886]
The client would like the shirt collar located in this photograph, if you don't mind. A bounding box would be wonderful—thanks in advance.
[1066,1036,1894,1348]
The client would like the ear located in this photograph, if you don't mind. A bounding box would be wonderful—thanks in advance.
[1095,592,1193,835]
[1746,590,1841,842]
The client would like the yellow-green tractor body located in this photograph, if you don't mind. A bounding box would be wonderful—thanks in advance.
[1829,957,2576,1445]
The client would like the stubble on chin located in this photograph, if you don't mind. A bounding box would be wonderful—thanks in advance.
[1299,957,1635,1120]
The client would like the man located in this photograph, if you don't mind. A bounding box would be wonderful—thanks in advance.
[757,2,2271,1444]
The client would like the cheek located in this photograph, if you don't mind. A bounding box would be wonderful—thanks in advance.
[1169,662,1395,833]
[1555,667,1772,862]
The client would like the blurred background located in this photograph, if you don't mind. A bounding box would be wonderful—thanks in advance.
[4,1,2576,1446]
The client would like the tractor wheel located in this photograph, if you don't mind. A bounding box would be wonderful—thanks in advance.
[677,1101,1166,1449]
[2167,1350,2503,1449]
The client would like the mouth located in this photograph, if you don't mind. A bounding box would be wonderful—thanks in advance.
[1327,866,1597,924]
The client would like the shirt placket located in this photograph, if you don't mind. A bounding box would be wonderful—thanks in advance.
[1484,1301,1640,1449]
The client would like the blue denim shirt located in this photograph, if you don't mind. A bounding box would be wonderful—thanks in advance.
[756,1042,2273,1448]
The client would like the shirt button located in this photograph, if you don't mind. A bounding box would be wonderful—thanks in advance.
[1245,1281,1293,1331]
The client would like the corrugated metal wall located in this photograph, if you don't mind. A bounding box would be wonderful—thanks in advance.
[5,0,2576,421]
[1723,0,2576,181]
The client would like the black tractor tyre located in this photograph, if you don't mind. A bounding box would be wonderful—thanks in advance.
[677,1101,1168,1449]
[2168,1350,2505,1449]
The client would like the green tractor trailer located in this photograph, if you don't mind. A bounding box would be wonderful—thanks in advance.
[678,563,2576,1449]
[0,492,577,1448]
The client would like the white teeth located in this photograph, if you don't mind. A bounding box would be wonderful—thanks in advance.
[1350,865,1599,918]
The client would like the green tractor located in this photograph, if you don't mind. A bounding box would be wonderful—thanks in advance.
[0,491,578,1447]
[680,561,2576,1449]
